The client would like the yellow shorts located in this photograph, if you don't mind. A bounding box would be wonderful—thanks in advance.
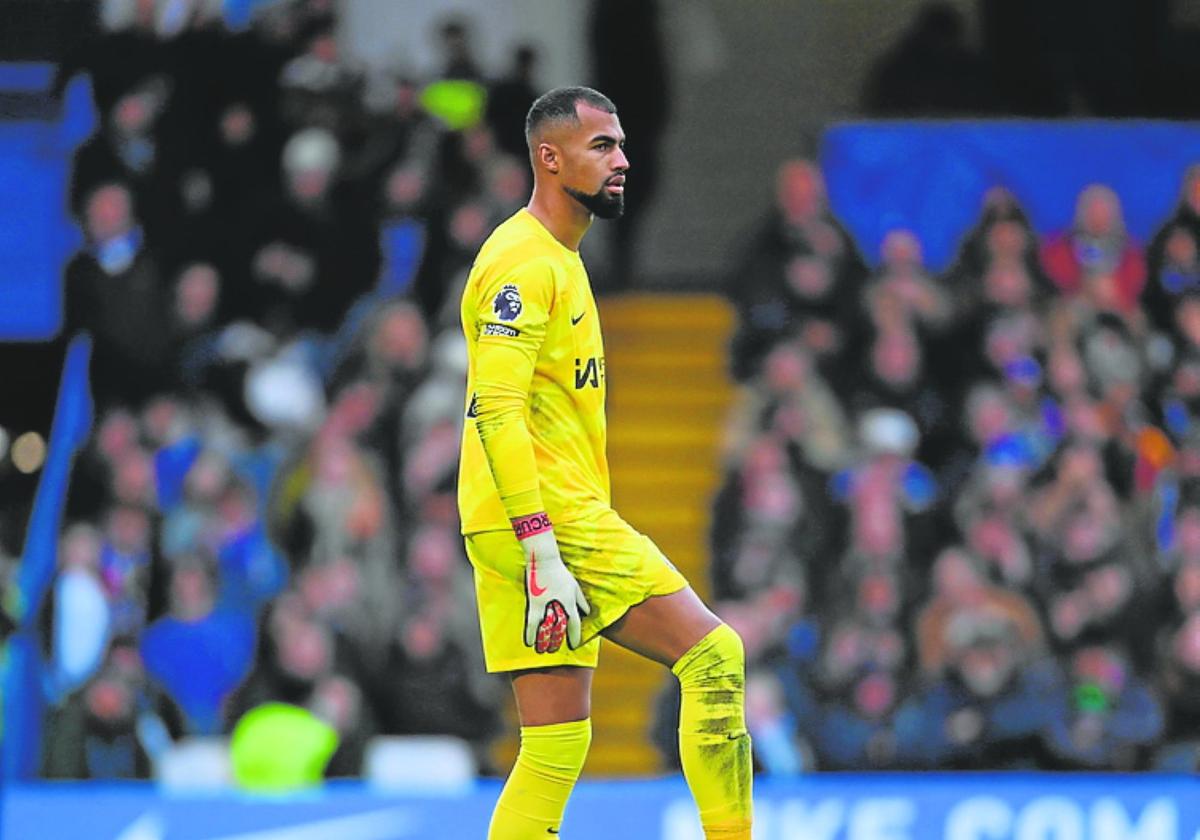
[464,507,689,673]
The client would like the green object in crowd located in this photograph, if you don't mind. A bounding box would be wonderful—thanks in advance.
[230,702,339,791]
[420,79,487,131]
[1073,682,1110,715]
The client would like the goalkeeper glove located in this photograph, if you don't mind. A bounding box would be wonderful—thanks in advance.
[513,512,591,653]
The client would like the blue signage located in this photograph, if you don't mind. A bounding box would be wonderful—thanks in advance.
[5,775,1200,840]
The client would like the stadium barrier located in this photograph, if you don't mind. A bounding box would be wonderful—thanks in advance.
[5,774,1199,839]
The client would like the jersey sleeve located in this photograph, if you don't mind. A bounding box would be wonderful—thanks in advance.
[469,257,557,520]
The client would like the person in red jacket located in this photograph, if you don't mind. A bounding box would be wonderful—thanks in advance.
[1040,184,1146,317]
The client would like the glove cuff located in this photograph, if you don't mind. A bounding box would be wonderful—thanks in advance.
[512,511,553,541]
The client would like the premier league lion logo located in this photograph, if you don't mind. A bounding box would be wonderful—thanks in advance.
[493,283,523,322]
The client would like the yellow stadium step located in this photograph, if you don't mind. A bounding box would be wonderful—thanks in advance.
[606,348,728,372]
[614,505,706,534]
[607,388,731,412]
[600,295,734,332]
[614,464,715,488]
[487,293,736,779]
[607,443,721,471]
[593,293,735,776]
[606,426,724,450]
[603,400,729,430]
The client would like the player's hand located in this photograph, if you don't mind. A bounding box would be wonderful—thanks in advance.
[513,513,590,653]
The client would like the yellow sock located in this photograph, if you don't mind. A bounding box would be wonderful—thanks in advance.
[489,718,591,839]
[672,624,754,840]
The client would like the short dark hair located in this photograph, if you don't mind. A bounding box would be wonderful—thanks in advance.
[524,86,616,150]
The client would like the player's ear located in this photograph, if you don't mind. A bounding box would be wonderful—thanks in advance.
[536,142,560,175]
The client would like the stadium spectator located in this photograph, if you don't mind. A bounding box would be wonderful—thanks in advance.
[944,383,1054,540]
[915,548,1044,679]
[278,13,365,139]
[1146,165,1200,333]
[324,306,427,499]
[1041,644,1164,769]
[1025,456,1148,648]
[49,524,111,699]
[944,191,1054,405]
[894,613,1056,768]
[1158,612,1200,768]
[385,524,500,744]
[744,670,810,775]
[723,341,853,473]
[830,408,940,568]
[199,100,284,254]
[861,2,995,116]
[139,554,256,734]
[70,79,180,240]
[814,668,910,770]
[487,44,540,160]
[801,568,913,769]
[64,182,176,411]
[310,673,376,777]
[239,127,378,334]
[97,502,161,642]
[709,430,829,605]
[590,0,670,290]
[1040,184,1147,317]
[1159,502,1200,579]
[852,233,960,468]
[945,188,1043,297]
[227,602,335,711]
[357,74,433,171]
[725,159,867,383]
[43,642,178,780]
[436,17,483,82]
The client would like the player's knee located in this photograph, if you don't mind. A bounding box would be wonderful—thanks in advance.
[672,622,745,691]
[516,719,592,781]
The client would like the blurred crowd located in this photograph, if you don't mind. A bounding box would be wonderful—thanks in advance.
[43,0,543,780]
[40,0,1200,782]
[653,157,1200,773]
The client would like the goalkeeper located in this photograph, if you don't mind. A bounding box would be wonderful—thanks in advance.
[457,86,753,839]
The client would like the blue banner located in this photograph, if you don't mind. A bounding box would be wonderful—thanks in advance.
[821,122,1200,271]
[6,775,1200,840]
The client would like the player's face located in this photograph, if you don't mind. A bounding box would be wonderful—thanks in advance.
[561,104,628,219]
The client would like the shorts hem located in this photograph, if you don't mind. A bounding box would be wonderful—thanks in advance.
[482,581,690,674]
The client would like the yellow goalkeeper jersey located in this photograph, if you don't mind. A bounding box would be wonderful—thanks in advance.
[457,209,609,534]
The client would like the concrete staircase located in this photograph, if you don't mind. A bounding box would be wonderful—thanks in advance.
[489,293,736,777]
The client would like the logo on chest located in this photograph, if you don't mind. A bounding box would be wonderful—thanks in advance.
[574,356,605,389]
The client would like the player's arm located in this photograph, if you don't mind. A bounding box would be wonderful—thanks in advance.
[471,262,590,653]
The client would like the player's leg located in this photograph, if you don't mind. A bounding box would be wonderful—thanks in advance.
[603,588,753,840]
[489,665,594,839]
[465,530,599,839]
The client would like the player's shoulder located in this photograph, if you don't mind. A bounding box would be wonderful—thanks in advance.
[473,212,560,284]
[482,210,558,257]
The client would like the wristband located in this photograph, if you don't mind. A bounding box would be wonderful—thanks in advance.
[512,512,552,540]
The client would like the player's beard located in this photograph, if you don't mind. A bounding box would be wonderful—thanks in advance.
[565,182,625,219]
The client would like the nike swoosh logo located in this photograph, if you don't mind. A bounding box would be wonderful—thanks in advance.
[529,551,547,596]
[571,312,586,325]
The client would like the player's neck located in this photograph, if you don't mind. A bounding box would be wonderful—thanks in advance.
[526,187,592,252]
